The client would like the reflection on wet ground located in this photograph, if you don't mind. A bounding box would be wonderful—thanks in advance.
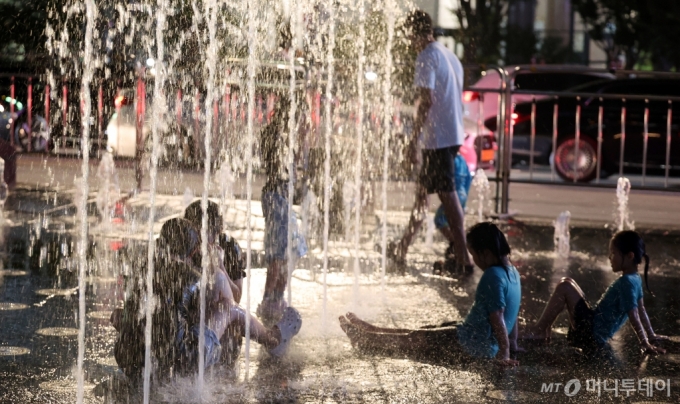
[1,189,680,403]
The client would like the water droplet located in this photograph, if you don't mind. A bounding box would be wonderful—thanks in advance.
[87,311,112,320]
[36,327,79,337]
[35,288,77,296]
[0,302,29,311]
[97,356,118,367]
[0,346,30,356]
[553,327,569,335]
[0,269,28,277]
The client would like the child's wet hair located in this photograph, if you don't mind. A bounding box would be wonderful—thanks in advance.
[466,222,511,269]
[157,218,201,267]
[611,230,652,294]
[184,200,221,235]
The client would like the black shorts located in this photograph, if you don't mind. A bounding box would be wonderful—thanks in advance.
[567,298,601,349]
[419,145,460,195]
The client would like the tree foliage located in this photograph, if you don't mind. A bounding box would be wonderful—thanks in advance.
[0,0,50,71]
[452,0,506,67]
[573,0,680,70]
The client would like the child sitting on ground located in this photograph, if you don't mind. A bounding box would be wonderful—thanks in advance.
[523,230,668,353]
[113,218,302,381]
[341,222,521,367]
[184,200,244,303]
[154,218,302,375]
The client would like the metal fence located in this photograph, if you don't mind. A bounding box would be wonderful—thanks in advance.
[464,66,680,214]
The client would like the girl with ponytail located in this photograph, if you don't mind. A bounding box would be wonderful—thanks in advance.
[524,230,668,353]
[339,222,522,367]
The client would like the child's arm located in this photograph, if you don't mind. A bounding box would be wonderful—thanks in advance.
[489,309,520,367]
[628,307,666,354]
[508,317,525,353]
[637,298,668,342]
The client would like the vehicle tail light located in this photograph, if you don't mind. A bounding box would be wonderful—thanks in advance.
[463,91,479,102]
[114,95,131,108]
[481,149,495,162]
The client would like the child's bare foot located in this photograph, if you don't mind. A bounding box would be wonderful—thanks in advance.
[345,313,381,332]
[339,315,363,346]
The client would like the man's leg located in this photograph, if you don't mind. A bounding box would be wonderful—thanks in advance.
[438,190,471,268]
[394,184,429,260]
[437,147,472,269]
[260,189,288,322]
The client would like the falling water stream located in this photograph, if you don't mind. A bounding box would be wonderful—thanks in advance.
[196,0,219,390]
[352,0,366,306]
[141,0,168,399]
[76,1,95,403]
[380,0,395,290]
[322,0,335,330]
[286,3,299,311]
[243,0,258,379]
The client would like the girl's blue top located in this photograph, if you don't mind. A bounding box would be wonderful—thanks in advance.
[457,265,522,358]
[592,273,643,344]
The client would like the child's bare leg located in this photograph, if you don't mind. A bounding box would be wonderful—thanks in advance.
[438,226,456,245]
[345,313,412,334]
[340,316,455,354]
[228,306,281,349]
[530,277,586,336]
[264,259,284,299]
[274,259,288,298]
[340,316,413,352]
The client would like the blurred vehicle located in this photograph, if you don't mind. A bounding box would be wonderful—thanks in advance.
[461,116,496,173]
[105,92,147,158]
[106,91,197,163]
[506,78,680,182]
[464,65,615,127]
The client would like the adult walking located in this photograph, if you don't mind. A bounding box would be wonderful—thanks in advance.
[389,10,472,272]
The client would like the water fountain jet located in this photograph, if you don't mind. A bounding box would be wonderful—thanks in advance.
[553,211,571,259]
[615,177,634,232]
[471,168,490,224]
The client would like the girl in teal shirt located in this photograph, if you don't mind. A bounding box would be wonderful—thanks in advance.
[340,222,522,367]
[524,231,667,353]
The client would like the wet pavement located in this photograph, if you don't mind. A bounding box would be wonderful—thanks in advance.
[1,186,680,403]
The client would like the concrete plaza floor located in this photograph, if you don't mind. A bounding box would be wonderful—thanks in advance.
[1,180,680,403]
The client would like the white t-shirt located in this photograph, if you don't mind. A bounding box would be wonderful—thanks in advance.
[414,41,465,150]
